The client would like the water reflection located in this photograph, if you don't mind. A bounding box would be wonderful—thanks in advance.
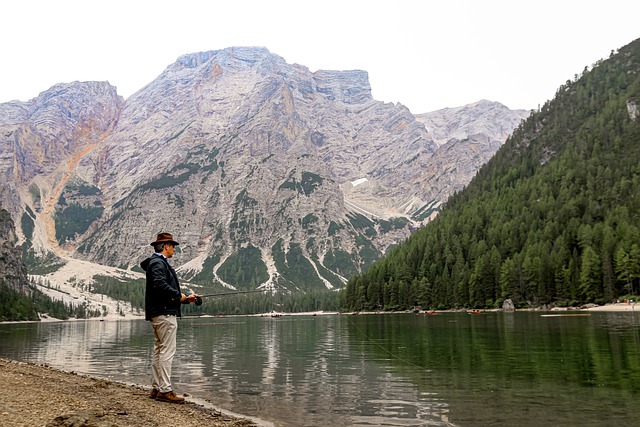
[0,320,150,379]
[174,316,453,426]
[0,316,452,426]
[1,312,639,426]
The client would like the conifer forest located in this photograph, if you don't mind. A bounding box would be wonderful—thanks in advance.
[342,39,640,311]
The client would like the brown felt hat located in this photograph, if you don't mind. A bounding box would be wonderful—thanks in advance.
[150,232,179,246]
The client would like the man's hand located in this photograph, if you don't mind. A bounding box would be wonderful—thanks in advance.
[181,293,198,303]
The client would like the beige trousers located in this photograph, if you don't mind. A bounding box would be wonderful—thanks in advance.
[150,314,178,393]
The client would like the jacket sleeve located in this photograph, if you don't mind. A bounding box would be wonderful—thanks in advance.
[148,258,182,302]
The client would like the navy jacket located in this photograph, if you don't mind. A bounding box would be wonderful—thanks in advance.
[141,254,184,321]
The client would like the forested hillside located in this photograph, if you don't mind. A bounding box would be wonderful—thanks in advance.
[0,207,101,321]
[342,38,640,311]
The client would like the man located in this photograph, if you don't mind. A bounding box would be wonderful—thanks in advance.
[141,232,196,404]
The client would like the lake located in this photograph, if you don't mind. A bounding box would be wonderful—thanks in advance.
[1,311,639,426]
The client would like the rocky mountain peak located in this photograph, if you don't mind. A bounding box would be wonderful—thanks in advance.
[167,47,373,105]
[1,47,528,294]
[416,99,529,146]
[311,69,372,104]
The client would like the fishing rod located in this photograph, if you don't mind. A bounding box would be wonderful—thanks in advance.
[192,289,267,306]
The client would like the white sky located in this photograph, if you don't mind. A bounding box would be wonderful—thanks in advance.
[1,0,638,114]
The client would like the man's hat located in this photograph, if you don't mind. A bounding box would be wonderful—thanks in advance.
[150,232,179,246]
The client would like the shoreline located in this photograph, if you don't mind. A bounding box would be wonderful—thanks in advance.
[1,302,637,325]
[0,357,272,427]
[580,301,638,312]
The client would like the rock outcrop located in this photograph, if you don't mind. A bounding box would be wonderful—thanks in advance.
[0,208,30,293]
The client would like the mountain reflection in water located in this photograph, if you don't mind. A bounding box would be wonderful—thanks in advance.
[1,312,639,426]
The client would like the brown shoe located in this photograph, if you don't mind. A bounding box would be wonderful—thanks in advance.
[149,389,158,399]
[156,390,185,404]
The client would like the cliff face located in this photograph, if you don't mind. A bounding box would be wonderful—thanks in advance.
[0,47,527,292]
[0,208,29,293]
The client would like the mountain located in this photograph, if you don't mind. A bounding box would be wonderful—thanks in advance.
[0,47,527,296]
[342,38,640,311]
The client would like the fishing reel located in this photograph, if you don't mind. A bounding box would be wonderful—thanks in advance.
[189,289,265,307]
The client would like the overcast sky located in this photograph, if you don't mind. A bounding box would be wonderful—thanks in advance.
[1,0,638,114]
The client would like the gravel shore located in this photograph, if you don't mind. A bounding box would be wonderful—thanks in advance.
[0,358,264,427]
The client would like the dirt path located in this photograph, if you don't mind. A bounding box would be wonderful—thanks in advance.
[39,142,99,254]
[0,358,261,427]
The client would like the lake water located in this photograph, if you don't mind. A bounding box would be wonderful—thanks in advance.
[1,311,640,426]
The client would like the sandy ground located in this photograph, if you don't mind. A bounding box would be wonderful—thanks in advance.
[581,302,638,312]
[0,358,270,427]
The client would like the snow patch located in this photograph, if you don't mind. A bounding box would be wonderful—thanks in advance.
[350,178,368,187]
